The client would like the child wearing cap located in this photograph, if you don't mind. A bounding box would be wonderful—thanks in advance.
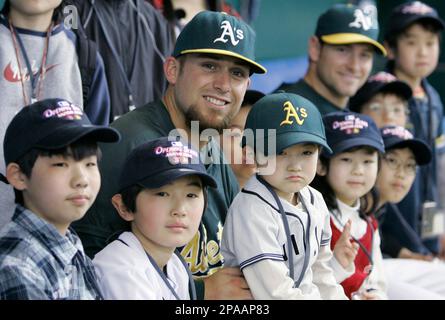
[93,137,217,300]
[349,71,412,128]
[372,126,445,299]
[221,92,347,299]
[0,98,120,299]
[384,1,445,258]
[311,112,387,300]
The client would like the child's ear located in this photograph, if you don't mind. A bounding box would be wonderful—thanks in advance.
[383,41,395,60]
[111,194,134,222]
[6,163,27,190]
[316,160,327,176]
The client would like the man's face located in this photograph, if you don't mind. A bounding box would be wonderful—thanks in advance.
[173,54,251,133]
[315,42,374,101]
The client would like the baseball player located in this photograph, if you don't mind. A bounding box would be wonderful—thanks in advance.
[221,92,348,299]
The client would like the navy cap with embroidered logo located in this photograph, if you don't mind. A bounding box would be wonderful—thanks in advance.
[385,1,445,40]
[349,72,412,112]
[322,112,385,157]
[242,92,332,156]
[381,125,431,165]
[172,10,266,74]
[118,137,217,191]
[315,3,386,55]
[3,98,120,166]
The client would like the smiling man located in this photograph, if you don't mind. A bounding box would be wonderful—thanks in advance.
[277,3,386,114]
[72,11,266,300]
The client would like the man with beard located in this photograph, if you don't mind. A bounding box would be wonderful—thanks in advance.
[276,3,386,114]
[72,11,266,300]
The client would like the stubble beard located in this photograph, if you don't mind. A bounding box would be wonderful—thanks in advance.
[182,103,236,134]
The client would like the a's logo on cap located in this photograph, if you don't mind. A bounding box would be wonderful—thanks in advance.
[382,126,413,140]
[349,8,376,31]
[369,72,397,83]
[401,1,433,15]
[42,100,83,120]
[154,141,199,165]
[332,115,369,134]
[280,101,307,126]
[213,20,244,46]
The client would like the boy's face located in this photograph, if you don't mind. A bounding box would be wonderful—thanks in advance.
[261,143,319,204]
[9,0,62,16]
[168,54,251,133]
[20,153,100,234]
[392,23,440,81]
[313,41,374,100]
[376,148,416,205]
[360,93,409,128]
[221,105,257,184]
[326,148,379,206]
[130,175,205,252]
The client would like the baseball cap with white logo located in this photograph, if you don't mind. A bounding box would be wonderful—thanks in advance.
[172,10,266,74]
[118,137,217,191]
[3,98,120,166]
[315,3,386,56]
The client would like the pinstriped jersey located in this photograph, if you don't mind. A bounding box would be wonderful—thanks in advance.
[221,175,334,294]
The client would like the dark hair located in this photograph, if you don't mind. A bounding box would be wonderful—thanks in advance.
[13,137,101,205]
[386,19,443,50]
[310,146,380,218]
[1,1,66,24]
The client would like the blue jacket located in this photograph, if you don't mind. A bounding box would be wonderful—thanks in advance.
[380,79,444,255]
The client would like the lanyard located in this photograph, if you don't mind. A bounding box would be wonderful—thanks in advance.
[145,249,197,300]
[9,19,52,105]
[257,175,311,288]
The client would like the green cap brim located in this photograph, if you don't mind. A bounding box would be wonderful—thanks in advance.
[321,33,387,56]
[180,49,267,74]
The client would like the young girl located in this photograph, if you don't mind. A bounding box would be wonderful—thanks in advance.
[311,112,387,300]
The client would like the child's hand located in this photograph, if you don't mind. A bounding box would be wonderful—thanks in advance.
[334,219,359,269]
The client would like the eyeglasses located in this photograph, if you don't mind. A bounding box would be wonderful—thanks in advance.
[382,155,417,175]
[366,103,410,116]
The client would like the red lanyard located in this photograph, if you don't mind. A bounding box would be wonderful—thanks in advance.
[9,19,52,106]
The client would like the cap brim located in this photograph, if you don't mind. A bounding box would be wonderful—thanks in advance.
[325,137,385,158]
[35,125,121,149]
[275,132,332,155]
[138,168,218,189]
[321,33,387,56]
[180,49,267,74]
[386,140,432,166]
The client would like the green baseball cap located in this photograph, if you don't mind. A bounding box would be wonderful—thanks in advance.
[242,92,332,156]
[172,11,266,74]
[315,4,386,56]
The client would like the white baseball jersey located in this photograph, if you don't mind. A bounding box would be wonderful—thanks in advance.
[221,175,347,299]
[93,232,190,300]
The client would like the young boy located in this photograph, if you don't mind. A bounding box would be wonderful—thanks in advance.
[0,0,110,230]
[384,1,445,258]
[0,98,120,300]
[221,92,347,299]
[349,71,412,128]
[93,137,217,300]
[220,90,265,188]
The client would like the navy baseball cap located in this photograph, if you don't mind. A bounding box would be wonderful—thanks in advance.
[173,11,266,74]
[380,125,431,165]
[315,3,386,55]
[385,1,444,40]
[349,72,412,112]
[118,137,217,191]
[322,112,385,157]
[3,98,120,166]
[242,92,332,156]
